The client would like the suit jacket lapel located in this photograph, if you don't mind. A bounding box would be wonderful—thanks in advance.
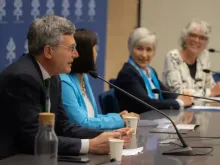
[26,54,45,91]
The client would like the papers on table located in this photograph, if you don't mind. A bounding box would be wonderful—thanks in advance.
[176,124,198,130]
[122,147,143,156]
[157,124,198,130]
[187,106,220,112]
[149,123,198,134]
[159,138,177,145]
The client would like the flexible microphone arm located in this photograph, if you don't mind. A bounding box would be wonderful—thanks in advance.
[203,69,220,74]
[152,89,220,103]
[208,48,220,53]
[88,71,194,156]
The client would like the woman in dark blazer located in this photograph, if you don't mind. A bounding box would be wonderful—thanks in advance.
[115,27,193,114]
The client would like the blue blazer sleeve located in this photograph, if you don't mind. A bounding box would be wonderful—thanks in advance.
[60,74,124,130]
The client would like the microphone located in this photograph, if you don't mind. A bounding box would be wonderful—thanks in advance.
[203,69,220,74]
[88,70,194,156]
[152,89,220,103]
[208,48,220,53]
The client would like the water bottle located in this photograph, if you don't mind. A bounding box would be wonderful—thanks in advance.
[34,113,58,165]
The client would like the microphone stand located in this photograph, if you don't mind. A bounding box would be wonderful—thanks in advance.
[203,69,220,74]
[88,71,195,156]
[208,48,220,53]
[153,89,220,103]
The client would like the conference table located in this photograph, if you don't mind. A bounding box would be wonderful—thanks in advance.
[1,103,220,165]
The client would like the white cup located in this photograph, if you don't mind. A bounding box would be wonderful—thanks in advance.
[124,116,139,134]
[109,139,124,162]
[126,134,137,149]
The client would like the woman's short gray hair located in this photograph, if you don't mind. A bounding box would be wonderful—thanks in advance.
[180,20,211,49]
[128,27,157,53]
[27,15,76,55]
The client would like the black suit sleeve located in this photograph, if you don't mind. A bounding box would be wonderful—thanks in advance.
[5,75,42,154]
[116,67,180,114]
[5,75,102,155]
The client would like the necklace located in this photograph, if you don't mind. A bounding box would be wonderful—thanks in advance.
[81,80,86,96]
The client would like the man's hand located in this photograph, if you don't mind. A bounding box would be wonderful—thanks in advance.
[114,128,134,146]
[89,128,134,154]
[89,131,121,154]
[177,95,193,107]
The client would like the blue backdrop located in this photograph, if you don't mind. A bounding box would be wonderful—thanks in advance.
[0,0,107,112]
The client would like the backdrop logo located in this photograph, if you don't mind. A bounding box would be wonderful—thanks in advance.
[13,0,24,23]
[88,0,96,22]
[6,37,16,65]
[31,0,40,20]
[61,0,70,18]
[0,0,7,24]
[74,0,83,22]
[46,0,55,15]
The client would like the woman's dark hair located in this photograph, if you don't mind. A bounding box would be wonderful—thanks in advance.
[70,28,98,73]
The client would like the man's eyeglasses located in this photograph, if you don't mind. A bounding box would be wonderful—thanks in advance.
[51,44,77,53]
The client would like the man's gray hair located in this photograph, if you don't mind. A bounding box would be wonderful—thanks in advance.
[128,27,157,53]
[180,20,211,49]
[27,15,76,55]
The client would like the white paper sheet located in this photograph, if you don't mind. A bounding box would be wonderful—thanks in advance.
[176,124,197,130]
[188,106,220,111]
[122,147,143,156]
[157,124,197,130]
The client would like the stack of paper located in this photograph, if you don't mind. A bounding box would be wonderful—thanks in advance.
[122,147,143,156]
[188,106,220,112]
[157,123,198,130]
[149,123,198,134]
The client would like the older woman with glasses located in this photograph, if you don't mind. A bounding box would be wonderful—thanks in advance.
[163,20,220,97]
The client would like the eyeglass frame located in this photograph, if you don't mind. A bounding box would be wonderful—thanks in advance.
[50,44,77,53]
[188,32,208,42]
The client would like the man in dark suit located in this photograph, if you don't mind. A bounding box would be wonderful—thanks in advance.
[0,15,132,159]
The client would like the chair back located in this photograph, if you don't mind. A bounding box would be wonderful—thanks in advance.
[213,73,220,82]
[109,79,116,89]
[99,89,120,114]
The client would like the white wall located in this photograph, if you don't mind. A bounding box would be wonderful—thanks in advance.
[140,0,220,78]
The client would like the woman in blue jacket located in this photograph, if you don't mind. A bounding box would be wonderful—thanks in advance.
[60,29,131,130]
